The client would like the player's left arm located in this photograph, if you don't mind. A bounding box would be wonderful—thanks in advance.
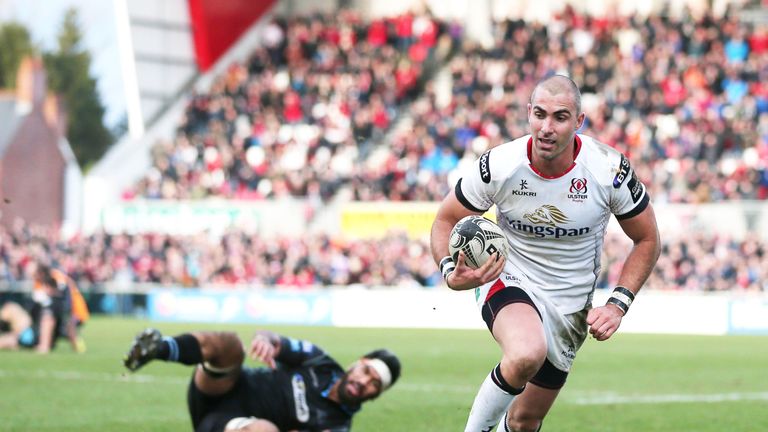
[587,203,661,341]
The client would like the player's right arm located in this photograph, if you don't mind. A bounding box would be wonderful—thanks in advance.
[430,190,505,291]
[249,330,281,368]
[249,330,325,368]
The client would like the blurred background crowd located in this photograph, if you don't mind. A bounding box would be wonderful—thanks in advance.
[2,2,767,293]
[128,6,768,204]
[1,221,764,292]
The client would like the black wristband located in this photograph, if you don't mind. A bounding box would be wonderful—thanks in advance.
[607,286,635,314]
[613,286,635,301]
[439,256,455,281]
[606,296,629,314]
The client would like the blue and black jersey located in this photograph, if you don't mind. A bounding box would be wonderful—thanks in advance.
[188,336,359,432]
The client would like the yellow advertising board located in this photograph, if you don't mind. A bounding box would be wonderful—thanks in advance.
[340,202,496,239]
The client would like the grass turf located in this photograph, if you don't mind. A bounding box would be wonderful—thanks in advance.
[0,317,766,431]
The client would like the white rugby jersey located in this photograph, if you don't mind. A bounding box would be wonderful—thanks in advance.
[456,134,649,314]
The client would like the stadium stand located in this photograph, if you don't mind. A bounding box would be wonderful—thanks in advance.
[0,222,764,291]
[2,3,766,293]
[127,6,768,204]
[354,6,768,203]
[124,9,460,201]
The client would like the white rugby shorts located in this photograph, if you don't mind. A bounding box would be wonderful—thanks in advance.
[475,268,590,372]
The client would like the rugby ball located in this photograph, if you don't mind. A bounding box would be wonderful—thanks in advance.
[448,216,509,269]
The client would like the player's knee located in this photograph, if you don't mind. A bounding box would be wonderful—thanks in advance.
[197,331,245,364]
[506,413,542,432]
[501,350,546,381]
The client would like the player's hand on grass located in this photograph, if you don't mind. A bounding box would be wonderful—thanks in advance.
[446,250,505,291]
[586,303,624,341]
[249,334,277,369]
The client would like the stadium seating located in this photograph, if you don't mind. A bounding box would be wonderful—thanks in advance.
[0,222,764,291]
[6,7,767,292]
[129,8,768,203]
[125,10,459,201]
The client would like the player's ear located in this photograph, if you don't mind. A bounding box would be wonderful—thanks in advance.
[575,112,586,130]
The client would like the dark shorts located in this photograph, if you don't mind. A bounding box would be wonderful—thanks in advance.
[481,285,569,390]
[187,373,249,432]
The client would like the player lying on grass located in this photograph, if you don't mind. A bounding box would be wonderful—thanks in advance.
[124,328,401,432]
[0,297,63,354]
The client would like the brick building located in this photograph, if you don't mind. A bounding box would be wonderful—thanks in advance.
[0,57,80,229]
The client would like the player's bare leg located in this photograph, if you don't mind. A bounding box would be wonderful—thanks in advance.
[500,383,559,431]
[191,331,244,395]
[0,302,31,331]
[0,302,30,349]
[0,333,19,349]
[35,310,56,354]
[464,302,546,431]
[124,329,244,395]
[492,304,547,389]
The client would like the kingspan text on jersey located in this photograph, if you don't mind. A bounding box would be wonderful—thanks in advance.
[505,219,591,238]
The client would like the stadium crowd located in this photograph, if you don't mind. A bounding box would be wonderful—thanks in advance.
[354,6,768,202]
[4,6,767,293]
[0,222,764,292]
[126,8,460,201]
[127,6,768,203]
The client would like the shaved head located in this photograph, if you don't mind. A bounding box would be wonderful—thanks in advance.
[531,75,582,114]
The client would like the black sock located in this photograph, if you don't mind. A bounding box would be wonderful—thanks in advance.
[156,334,203,365]
[492,363,525,395]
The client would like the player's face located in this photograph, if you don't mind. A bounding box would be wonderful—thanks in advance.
[527,88,585,163]
[337,359,384,404]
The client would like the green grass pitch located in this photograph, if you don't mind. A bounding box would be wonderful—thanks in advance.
[0,316,766,431]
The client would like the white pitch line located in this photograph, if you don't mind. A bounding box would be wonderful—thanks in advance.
[0,368,188,384]
[566,392,768,405]
[400,385,768,405]
[2,369,766,406]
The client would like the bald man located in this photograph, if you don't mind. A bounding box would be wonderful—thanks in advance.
[430,75,660,431]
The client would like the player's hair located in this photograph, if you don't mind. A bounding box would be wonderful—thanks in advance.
[363,349,401,386]
[35,264,57,289]
[531,74,582,113]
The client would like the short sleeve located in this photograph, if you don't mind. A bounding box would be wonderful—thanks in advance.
[276,337,325,366]
[610,154,650,219]
[455,150,496,212]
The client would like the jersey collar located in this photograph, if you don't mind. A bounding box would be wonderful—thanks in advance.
[527,135,582,179]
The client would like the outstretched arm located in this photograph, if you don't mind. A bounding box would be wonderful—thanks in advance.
[587,204,661,341]
[430,190,505,291]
